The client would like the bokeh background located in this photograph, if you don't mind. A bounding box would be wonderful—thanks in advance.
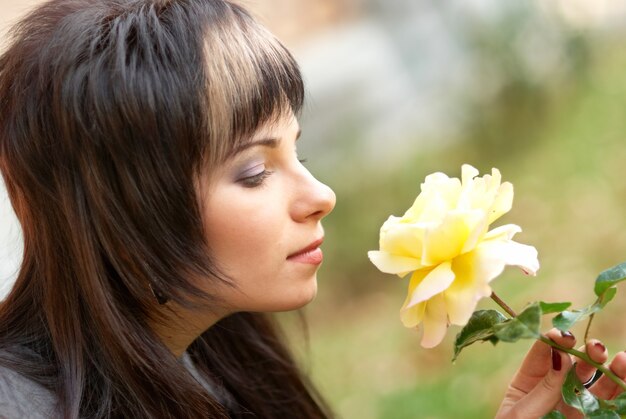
[2,1,626,417]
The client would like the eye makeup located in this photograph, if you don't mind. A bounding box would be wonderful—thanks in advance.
[240,170,273,188]
[235,161,273,188]
[228,124,303,189]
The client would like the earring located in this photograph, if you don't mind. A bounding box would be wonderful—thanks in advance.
[149,283,169,305]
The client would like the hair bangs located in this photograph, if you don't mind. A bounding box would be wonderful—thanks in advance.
[200,2,304,164]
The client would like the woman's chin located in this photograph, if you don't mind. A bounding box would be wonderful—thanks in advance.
[269,280,319,313]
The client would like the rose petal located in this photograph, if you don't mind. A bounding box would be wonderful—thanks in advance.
[483,224,522,241]
[457,167,513,225]
[406,174,461,223]
[420,293,449,348]
[461,164,479,185]
[421,210,486,265]
[404,262,455,309]
[445,252,493,325]
[457,166,479,211]
[369,165,538,349]
[474,238,540,279]
[400,270,430,327]
[500,241,540,276]
[400,301,426,328]
[471,242,508,284]
[415,191,452,224]
[367,251,423,277]
[460,210,489,254]
[379,218,425,259]
[488,181,513,224]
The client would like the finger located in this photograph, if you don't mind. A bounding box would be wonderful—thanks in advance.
[554,400,585,419]
[590,351,626,400]
[545,329,577,349]
[511,348,573,418]
[509,329,576,394]
[507,329,576,396]
[575,340,608,385]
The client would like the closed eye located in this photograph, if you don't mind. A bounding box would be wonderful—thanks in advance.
[239,170,273,188]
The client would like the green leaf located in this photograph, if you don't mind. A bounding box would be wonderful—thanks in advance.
[452,310,506,362]
[599,287,618,308]
[553,310,588,332]
[541,411,565,419]
[493,303,541,342]
[585,410,620,419]
[562,366,600,415]
[452,310,507,361]
[613,393,626,414]
[599,392,626,415]
[540,301,572,314]
[594,261,626,297]
[552,289,617,332]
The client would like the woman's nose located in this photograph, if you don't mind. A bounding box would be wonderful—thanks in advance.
[291,171,336,223]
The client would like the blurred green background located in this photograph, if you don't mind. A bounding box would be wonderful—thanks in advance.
[2,0,626,418]
[272,1,626,418]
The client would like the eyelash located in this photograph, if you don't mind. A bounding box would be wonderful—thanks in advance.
[240,170,274,188]
[239,157,307,188]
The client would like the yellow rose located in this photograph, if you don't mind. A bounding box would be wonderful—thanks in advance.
[368,165,539,348]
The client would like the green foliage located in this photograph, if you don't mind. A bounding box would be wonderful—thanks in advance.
[541,412,566,419]
[559,367,626,418]
[562,367,600,415]
[552,288,617,332]
[585,410,621,419]
[539,301,572,314]
[452,260,626,418]
[493,303,542,342]
[543,361,626,418]
[551,261,625,333]
[453,310,507,361]
[454,303,543,361]
[453,261,626,417]
[601,393,626,415]
[594,262,626,297]
[301,21,626,417]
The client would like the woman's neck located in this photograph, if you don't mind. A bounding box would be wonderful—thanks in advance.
[150,304,229,357]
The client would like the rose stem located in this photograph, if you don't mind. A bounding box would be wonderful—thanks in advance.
[538,335,626,392]
[584,313,595,343]
[490,292,626,393]
[490,292,517,317]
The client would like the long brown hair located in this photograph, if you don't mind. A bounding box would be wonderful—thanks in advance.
[0,0,332,417]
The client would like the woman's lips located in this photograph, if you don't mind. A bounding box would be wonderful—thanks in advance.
[287,238,324,265]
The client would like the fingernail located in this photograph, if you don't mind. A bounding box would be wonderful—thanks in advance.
[552,349,562,371]
[594,342,606,352]
[560,330,574,339]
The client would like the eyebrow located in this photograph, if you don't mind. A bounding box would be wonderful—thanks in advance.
[232,128,302,156]
[233,138,279,155]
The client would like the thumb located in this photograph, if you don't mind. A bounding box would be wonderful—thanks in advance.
[512,349,572,418]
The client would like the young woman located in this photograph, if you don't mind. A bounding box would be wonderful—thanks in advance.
[0,0,623,418]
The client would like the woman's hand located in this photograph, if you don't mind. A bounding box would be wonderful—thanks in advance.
[496,329,626,418]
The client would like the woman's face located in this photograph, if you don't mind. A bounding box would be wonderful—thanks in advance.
[199,113,336,314]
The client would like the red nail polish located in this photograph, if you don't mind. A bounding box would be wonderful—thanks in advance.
[594,342,606,352]
[561,330,574,339]
[552,349,562,371]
